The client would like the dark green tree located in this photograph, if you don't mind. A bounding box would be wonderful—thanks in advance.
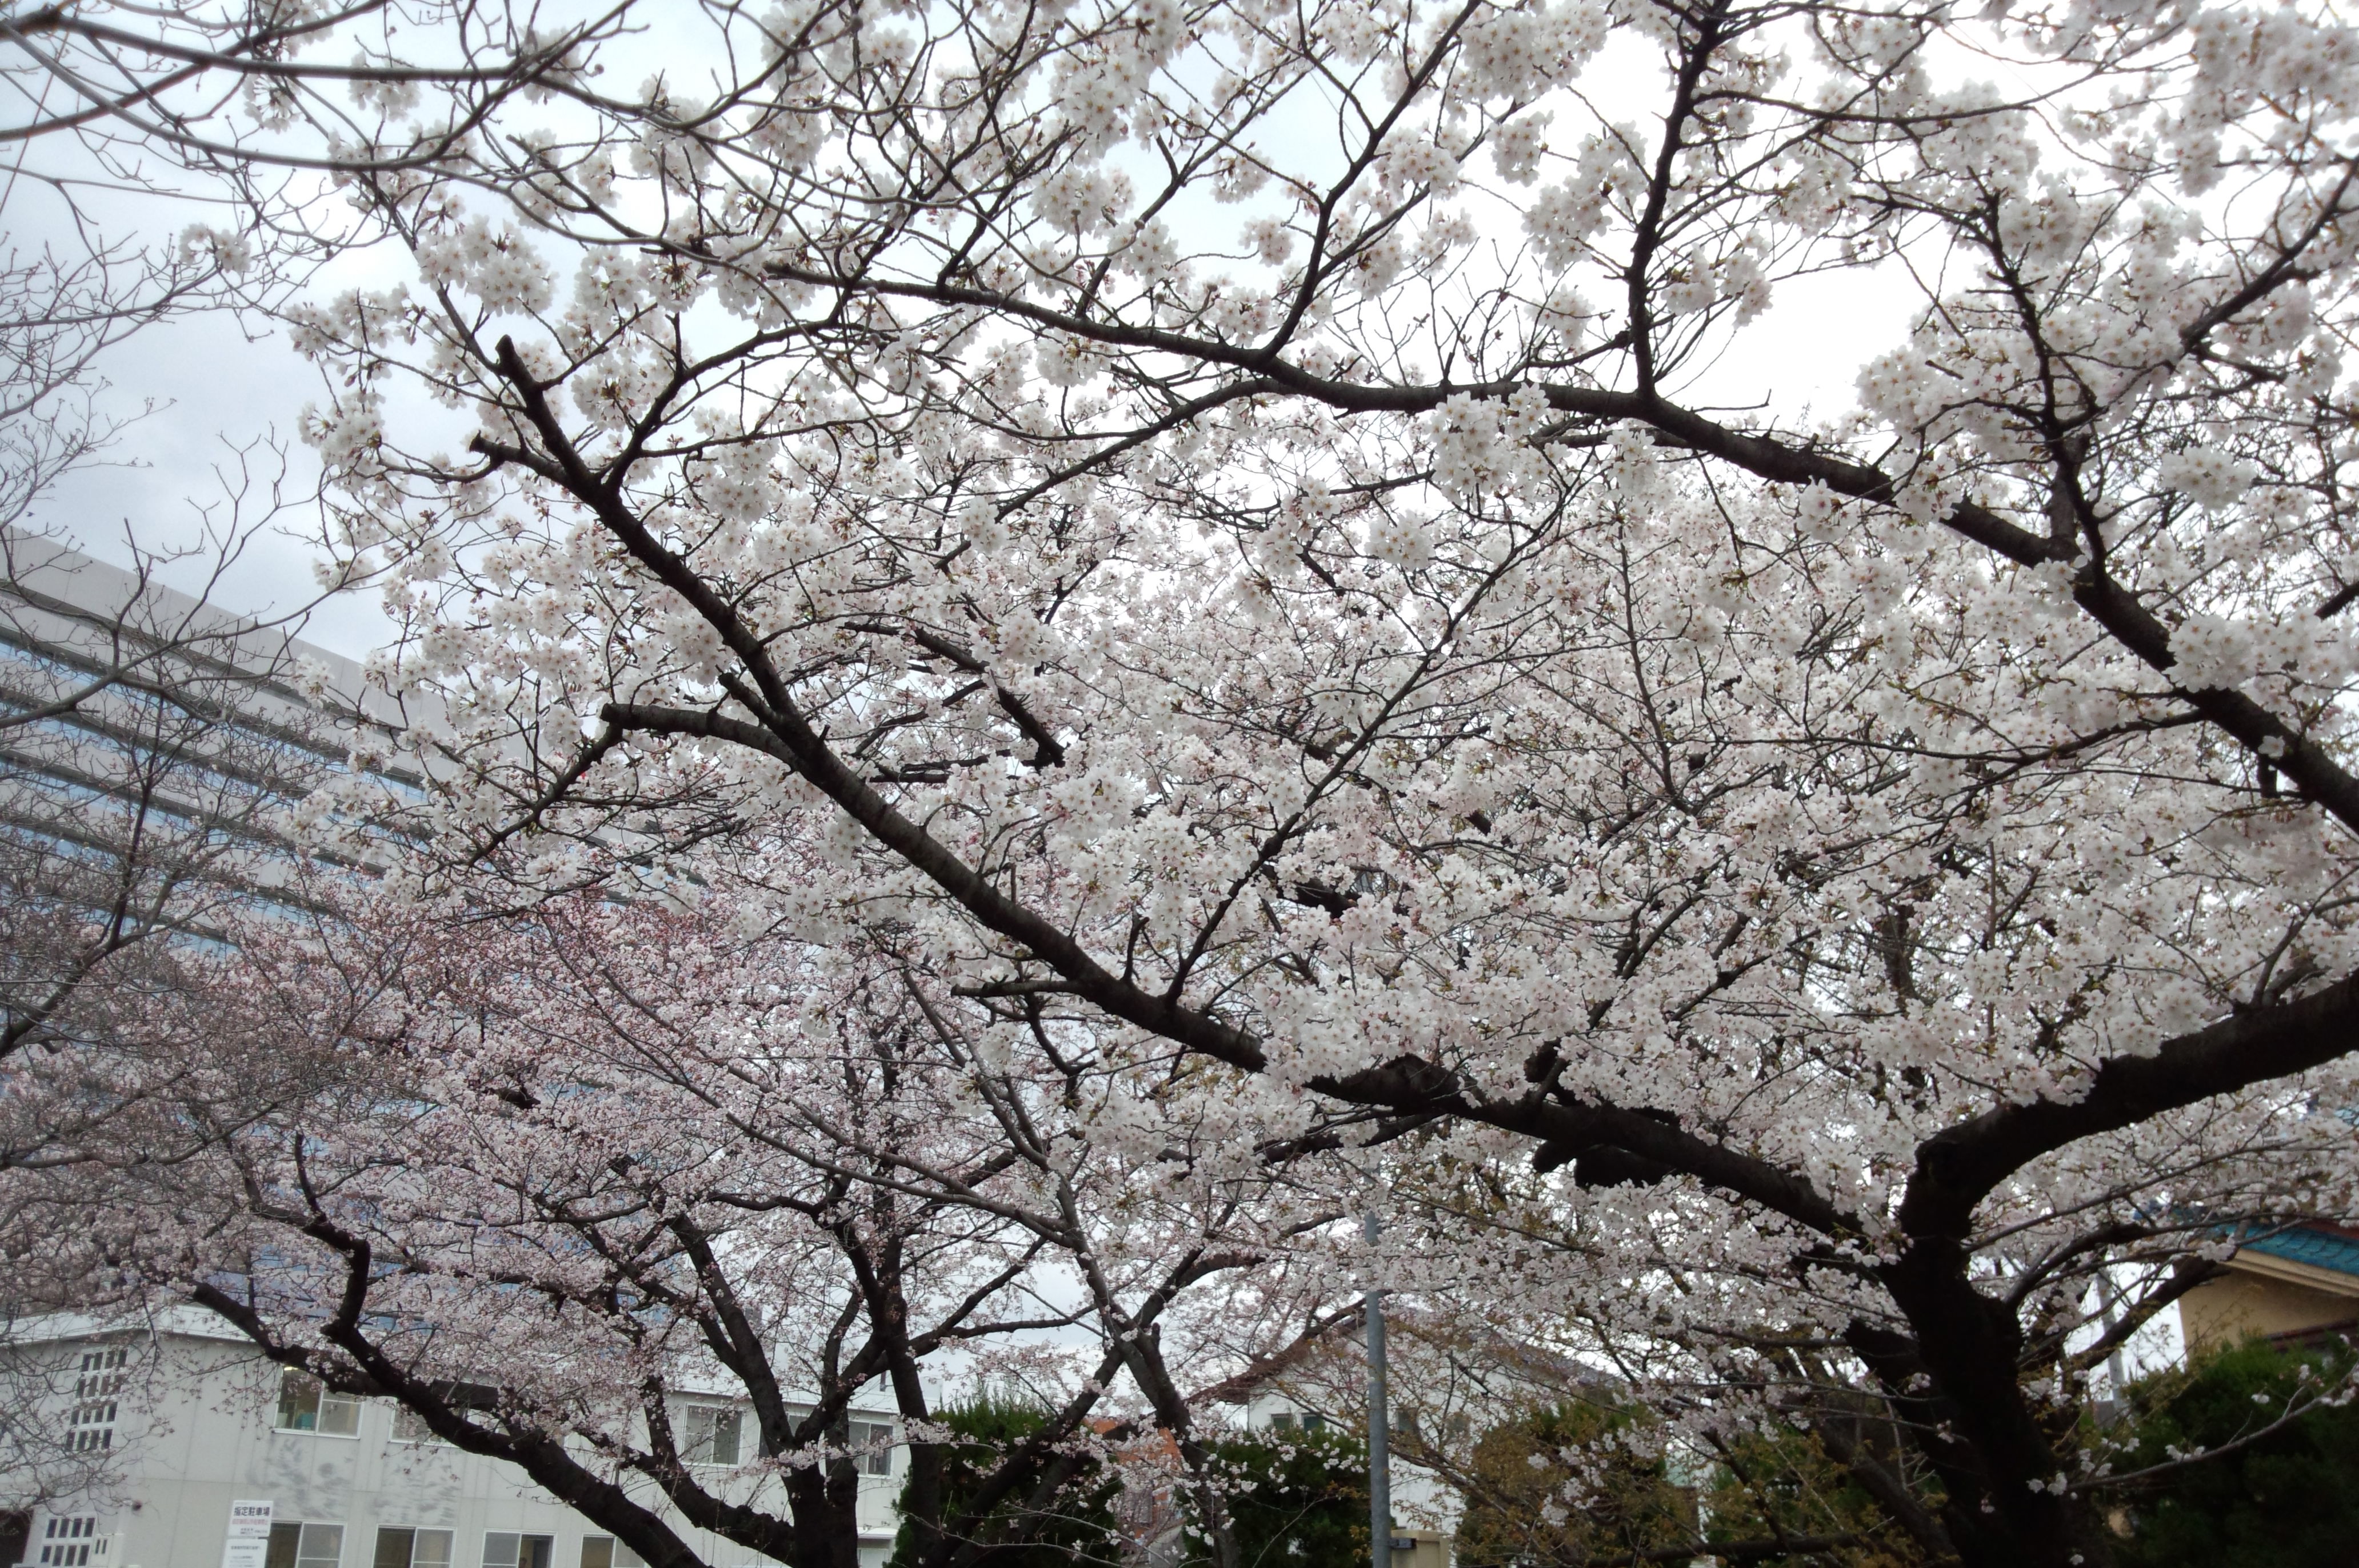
[1456,1401,1926,1568]
[2110,1339,2359,1568]
[889,1395,1121,1568]
[1453,1403,1696,1568]
[1698,1426,1932,1568]
[1184,1427,1369,1568]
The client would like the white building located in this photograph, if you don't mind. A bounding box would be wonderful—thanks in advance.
[2,1318,906,1568]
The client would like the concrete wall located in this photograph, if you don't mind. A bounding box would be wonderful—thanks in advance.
[11,1334,902,1568]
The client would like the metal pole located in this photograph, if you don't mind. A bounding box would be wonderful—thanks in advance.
[1365,1212,1390,1568]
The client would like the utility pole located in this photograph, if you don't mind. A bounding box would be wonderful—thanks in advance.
[1365,1211,1390,1568]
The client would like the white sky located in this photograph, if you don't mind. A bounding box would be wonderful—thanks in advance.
[14,12,1924,661]
[30,264,1914,668]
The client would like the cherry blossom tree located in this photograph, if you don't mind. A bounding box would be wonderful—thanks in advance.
[25,0,2359,1562]
[0,0,647,636]
[5,874,1323,1568]
[0,524,398,1197]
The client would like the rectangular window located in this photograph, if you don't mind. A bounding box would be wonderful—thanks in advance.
[577,1538,643,1568]
[38,1517,98,1567]
[67,1349,127,1453]
[846,1421,895,1477]
[276,1372,362,1437]
[1267,1412,1296,1433]
[75,1349,126,1392]
[66,1398,115,1453]
[372,1529,453,1568]
[679,1406,741,1467]
[480,1535,553,1568]
[265,1523,343,1568]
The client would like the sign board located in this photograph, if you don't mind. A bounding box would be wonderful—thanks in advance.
[221,1502,274,1568]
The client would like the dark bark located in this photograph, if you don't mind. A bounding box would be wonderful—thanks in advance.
[782,1453,863,1568]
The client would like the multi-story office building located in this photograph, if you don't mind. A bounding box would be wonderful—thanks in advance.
[0,525,418,1079]
[3,1315,906,1568]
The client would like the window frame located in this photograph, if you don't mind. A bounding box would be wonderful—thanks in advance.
[846,1420,895,1477]
[265,1521,345,1568]
[274,1371,362,1438]
[678,1404,743,1468]
[37,1515,99,1567]
[576,1538,643,1568]
[67,1349,127,1453]
[479,1533,554,1568]
[389,1381,499,1446]
[387,1405,452,1447]
[371,1526,454,1568]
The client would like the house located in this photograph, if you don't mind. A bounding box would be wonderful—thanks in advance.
[0,1315,906,1568]
[2178,1222,2359,1352]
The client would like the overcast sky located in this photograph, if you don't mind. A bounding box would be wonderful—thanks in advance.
[36,271,1921,669]
[17,15,1928,667]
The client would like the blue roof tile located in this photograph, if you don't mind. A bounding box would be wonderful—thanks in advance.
[2241,1226,2359,1279]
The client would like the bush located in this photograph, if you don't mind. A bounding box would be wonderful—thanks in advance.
[1697,1426,1929,1568]
[1453,1403,1696,1568]
[1185,1426,1369,1568]
[889,1395,1121,1568]
[1458,1403,1927,1568]
[2110,1338,2359,1568]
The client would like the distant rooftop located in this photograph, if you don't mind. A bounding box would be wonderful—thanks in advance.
[2242,1223,2359,1281]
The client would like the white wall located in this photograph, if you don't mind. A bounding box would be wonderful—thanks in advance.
[11,1334,903,1568]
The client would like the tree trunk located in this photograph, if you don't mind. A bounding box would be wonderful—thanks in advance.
[783,1459,865,1568]
[1876,1247,2115,1568]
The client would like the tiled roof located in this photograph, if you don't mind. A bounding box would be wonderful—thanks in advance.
[2241,1224,2359,1279]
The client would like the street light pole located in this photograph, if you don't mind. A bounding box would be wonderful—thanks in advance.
[1365,1212,1390,1568]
